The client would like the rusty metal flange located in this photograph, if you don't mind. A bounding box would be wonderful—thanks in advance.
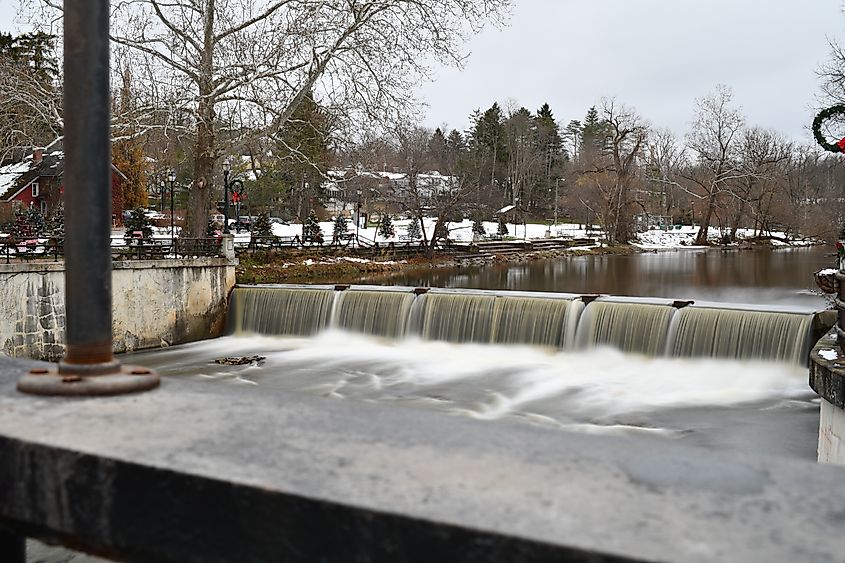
[17,364,160,396]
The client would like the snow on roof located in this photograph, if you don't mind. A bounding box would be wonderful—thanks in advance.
[377,171,406,181]
[497,204,516,214]
[0,160,34,197]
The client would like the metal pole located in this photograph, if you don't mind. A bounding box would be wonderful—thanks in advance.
[17,0,158,395]
[0,527,24,563]
[356,202,361,245]
[160,181,165,214]
[223,169,230,234]
[170,180,175,247]
[61,0,113,367]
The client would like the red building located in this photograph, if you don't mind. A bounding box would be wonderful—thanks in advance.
[0,139,127,222]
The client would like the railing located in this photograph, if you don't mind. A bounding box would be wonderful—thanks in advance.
[173,237,223,258]
[0,237,64,264]
[0,237,227,263]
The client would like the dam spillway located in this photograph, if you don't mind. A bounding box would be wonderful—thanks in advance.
[229,285,819,364]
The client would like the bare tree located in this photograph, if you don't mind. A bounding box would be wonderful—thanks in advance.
[644,128,686,221]
[389,125,472,252]
[685,85,745,245]
[0,32,63,162]
[729,128,790,240]
[577,99,648,244]
[98,0,509,235]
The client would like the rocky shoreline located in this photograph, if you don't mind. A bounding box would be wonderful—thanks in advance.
[236,244,640,285]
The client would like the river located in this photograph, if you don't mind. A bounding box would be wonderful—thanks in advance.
[384,246,834,308]
[124,246,835,463]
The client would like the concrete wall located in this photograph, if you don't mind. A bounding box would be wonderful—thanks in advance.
[819,399,845,465]
[0,258,235,361]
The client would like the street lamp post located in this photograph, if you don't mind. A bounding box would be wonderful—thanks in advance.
[168,169,176,248]
[356,201,362,244]
[159,181,166,213]
[231,179,245,233]
[222,158,231,234]
[554,178,561,229]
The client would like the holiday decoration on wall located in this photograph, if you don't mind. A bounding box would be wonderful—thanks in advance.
[812,105,845,153]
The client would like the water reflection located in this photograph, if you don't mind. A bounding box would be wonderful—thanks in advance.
[383,247,833,308]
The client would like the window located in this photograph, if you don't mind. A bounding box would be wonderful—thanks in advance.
[31,181,39,198]
[40,200,47,215]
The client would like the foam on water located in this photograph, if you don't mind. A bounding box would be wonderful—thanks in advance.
[138,331,809,422]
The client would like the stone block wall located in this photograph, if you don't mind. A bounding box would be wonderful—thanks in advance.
[0,258,235,362]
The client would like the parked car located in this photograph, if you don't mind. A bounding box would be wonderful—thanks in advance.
[209,213,225,228]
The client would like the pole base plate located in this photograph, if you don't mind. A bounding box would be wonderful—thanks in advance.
[17,364,160,396]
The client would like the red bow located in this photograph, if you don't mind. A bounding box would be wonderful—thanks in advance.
[836,137,845,152]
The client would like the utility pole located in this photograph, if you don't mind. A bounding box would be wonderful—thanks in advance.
[554,178,559,228]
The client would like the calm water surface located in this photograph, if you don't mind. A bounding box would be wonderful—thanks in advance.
[383,247,834,309]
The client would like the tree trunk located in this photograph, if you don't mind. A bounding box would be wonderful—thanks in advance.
[186,0,216,238]
[695,192,717,245]
[188,103,215,237]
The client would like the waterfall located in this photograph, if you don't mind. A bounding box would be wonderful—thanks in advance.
[667,307,813,364]
[576,302,676,356]
[490,296,571,348]
[413,293,496,343]
[230,287,335,336]
[229,286,820,364]
[334,290,416,338]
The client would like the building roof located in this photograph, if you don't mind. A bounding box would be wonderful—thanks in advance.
[0,138,127,202]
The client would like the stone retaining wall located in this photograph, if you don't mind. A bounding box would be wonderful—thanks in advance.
[0,258,235,361]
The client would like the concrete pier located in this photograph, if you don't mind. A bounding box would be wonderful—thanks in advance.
[2,355,845,562]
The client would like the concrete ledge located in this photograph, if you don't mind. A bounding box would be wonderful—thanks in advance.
[1,356,845,562]
[0,257,232,274]
[809,330,845,408]
[0,260,235,360]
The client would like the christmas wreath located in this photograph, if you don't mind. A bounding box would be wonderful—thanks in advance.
[812,105,845,153]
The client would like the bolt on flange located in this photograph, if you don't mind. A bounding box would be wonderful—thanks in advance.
[18,364,160,396]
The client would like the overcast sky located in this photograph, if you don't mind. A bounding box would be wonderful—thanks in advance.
[417,0,845,142]
[1,0,843,142]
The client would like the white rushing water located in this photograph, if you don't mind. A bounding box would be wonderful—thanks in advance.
[127,330,818,459]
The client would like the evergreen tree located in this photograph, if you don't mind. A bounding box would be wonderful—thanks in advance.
[433,221,448,242]
[45,204,64,238]
[406,217,421,240]
[378,214,395,239]
[536,103,564,155]
[468,103,508,189]
[0,31,58,79]
[564,120,583,159]
[428,128,448,172]
[497,216,509,236]
[581,106,608,155]
[445,129,467,174]
[0,31,60,153]
[253,212,273,238]
[12,207,46,239]
[123,208,153,241]
[275,93,333,213]
[332,213,348,241]
[304,209,323,242]
[472,217,486,236]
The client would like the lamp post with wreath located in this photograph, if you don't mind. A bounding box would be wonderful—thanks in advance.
[812,106,845,349]
[231,179,245,233]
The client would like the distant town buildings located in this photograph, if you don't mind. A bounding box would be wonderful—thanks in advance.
[0,139,127,222]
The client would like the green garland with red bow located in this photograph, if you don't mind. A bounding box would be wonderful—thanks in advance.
[813,105,845,153]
